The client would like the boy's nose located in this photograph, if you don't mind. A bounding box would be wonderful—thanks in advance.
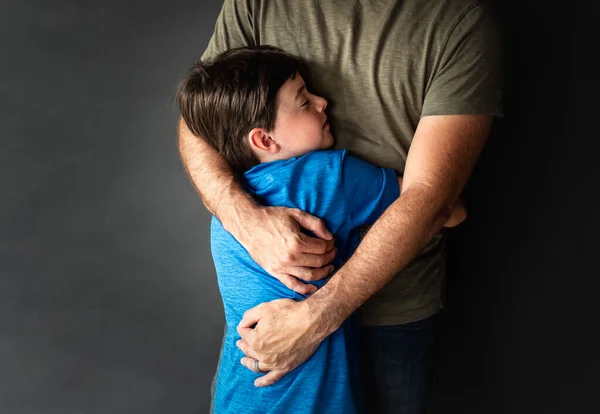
[318,96,328,112]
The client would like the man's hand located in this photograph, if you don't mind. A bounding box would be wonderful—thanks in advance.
[236,299,322,387]
[233,206,337,295]
[178,118,336,295]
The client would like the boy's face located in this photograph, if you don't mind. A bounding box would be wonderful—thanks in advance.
[270,74,333,157]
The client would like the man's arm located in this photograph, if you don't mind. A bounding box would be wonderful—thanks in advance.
[178,119,338,294]
[179,0,338,294]
[236,1,501,387]
[177,118,252,223]
[237,114,492,386]
[396,176,467,228]
[311,114,491,322]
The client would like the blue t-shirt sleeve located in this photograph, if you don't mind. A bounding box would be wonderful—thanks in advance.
[340,151,400,227]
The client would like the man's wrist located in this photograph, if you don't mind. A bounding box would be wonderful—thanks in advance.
[219,191,262,245]
[303,282,353,340]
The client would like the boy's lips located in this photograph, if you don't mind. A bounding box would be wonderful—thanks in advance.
[323,119,329,129]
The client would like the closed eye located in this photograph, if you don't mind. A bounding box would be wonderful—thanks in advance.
[301,100,309,108]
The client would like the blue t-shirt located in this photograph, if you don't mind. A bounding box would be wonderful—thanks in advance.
[211,149,399,414]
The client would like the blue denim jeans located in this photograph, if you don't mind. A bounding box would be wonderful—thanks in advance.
[359,313,439,414]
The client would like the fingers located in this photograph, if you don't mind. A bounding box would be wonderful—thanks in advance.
[236,339,260,360]
[275,273,318,295]
[292,210,333,241]
[240,356,255,372]
[255,369,288,387]
[238,304,265,329]
[286,245,337,268]
[295,232,335,255]
[237,305,265,339]
[240,357,266,373]
[241,357,287,388]
[285,265,334,282]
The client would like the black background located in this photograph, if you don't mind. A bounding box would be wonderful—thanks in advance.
[2,1,598,413]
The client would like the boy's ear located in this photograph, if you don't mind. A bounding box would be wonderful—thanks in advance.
[248,128,280,153]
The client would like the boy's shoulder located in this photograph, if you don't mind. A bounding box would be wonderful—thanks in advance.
[288,149,351,183]
[243,150,351,207]
[296,149,380,179]
[244,149,348,179]
[296,149,348,166]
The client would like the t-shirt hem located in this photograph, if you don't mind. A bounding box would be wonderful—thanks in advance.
[358,301,443,327]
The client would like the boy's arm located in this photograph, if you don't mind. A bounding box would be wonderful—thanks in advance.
[444,198,467,228]
[178,119,337,295]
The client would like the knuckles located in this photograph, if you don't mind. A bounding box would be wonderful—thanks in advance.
[280,251,296,264]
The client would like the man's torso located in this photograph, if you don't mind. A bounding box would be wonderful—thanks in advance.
[203,0,502,325]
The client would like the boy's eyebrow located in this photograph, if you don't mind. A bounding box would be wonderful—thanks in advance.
[295,84,306,100]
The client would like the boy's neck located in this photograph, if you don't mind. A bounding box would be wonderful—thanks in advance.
[253,149,311,165]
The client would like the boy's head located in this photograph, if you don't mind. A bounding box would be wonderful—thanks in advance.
[176,46,333,173]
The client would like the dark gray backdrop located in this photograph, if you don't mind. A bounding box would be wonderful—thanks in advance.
[2,1,598,413]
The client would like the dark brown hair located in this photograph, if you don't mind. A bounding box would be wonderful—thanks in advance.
[176,46,303,173]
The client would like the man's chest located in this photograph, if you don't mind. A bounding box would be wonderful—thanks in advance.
[253,0,444,169]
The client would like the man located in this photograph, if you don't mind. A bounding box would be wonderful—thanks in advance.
[179,0,502,412]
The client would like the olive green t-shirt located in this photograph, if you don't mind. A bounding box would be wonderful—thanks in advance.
[201,0,503,326]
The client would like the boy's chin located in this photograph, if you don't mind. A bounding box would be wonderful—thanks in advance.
[322,137,335,149]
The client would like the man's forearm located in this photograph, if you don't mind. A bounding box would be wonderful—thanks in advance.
[177,117,257,235]
[307,183,451,336]
[304,115,492,338]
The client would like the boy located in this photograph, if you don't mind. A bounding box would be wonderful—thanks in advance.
[176,46,465,414]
